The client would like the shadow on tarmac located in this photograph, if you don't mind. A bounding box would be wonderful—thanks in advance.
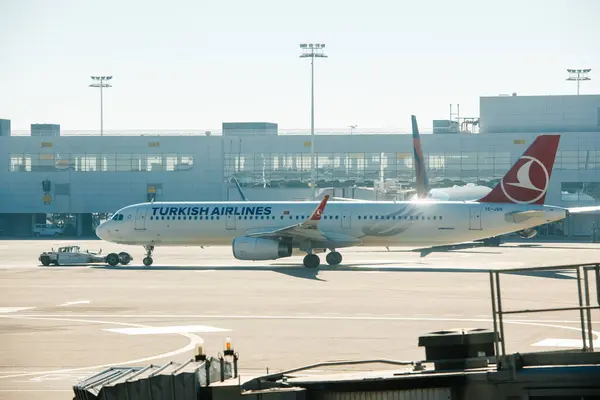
[89,263,576,281]
[512,243,599,250]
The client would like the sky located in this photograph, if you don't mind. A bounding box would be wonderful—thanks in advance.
[1,0,599,133]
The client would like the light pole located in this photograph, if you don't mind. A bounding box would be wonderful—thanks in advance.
[300,43,327,200]
[349,125,357,135]
[566,69,591,95]
[89,76,113,136]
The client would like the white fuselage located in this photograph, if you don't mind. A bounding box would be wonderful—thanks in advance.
[96,200,567,249]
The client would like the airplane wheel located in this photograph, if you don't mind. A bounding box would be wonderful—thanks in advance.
[106,253,120,266]
[303,254,320,269]
[40,256,50,266]
[119,252,131,265]
[143,257,153,266]
[326,251,342,266]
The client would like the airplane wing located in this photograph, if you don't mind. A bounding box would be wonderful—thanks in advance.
[246,195,330,241]
[568,205,600,215]
[245,196,360,247]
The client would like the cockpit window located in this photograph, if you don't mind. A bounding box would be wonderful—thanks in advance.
[112,214,124,221]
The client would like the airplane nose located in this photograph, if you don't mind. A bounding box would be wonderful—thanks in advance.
[96,222,109,240]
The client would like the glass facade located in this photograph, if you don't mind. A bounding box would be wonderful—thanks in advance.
[223,151,514,188]
[561,182,600,203]
[9,153,195,173]
[8,148,600,191]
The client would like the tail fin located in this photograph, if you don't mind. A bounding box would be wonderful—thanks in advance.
[478,135,560,205]
[411,115,429,198]
[230,177,249,201]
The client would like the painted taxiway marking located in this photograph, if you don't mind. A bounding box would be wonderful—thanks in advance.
[58,300,90,307]
[0,307,35,313]
[0,315,204,380]
[532,338,600,347]
[0,313,587,324]
[105,324,230,335]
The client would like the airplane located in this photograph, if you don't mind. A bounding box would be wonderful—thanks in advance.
[95,134,598,269]
[409,115,492,201]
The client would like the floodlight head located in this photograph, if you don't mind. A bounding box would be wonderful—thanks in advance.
[309,43,313,48]
[300,43,307,48]
[107,76,113,80]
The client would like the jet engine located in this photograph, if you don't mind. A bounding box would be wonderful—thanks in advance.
[232,237,292,261]
[517,228,538,239]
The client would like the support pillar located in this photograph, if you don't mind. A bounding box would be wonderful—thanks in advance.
[77,214,83,237]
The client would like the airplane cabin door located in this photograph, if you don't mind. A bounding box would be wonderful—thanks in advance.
[341,209,351,229]
[469,207,482,230]
[134,208,147,230]
[225,214,236,230]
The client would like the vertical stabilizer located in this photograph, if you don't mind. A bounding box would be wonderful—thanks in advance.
[411,115,430,198]
[478,135,560,205]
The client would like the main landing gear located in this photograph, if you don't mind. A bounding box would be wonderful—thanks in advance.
[143,245,154,266]
[302,250,343,268]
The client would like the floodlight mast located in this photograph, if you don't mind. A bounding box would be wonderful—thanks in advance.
[566,69,591,95]
[89,76,113,136]
[300,43,327,200]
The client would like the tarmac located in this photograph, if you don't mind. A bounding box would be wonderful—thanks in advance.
[0,239,599,400]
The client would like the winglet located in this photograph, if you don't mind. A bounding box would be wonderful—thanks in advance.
[230,177,249,201]
[310,195,329,221]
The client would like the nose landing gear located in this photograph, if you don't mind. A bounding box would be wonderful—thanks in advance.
[143,245,154,266]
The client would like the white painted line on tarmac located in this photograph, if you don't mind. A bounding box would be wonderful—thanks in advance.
[0,315,205,380]
[196,269,216,273]
[58,300,90,307]
[0,390,72,392]
[532,338,600,347]
[0,313,587,324]
[0,307,34,313]
[105,325,230,335]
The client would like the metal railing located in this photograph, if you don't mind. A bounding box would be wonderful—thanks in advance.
[490,263,600,357]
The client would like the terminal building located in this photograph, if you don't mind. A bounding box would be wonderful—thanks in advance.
[1,94,599,238]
